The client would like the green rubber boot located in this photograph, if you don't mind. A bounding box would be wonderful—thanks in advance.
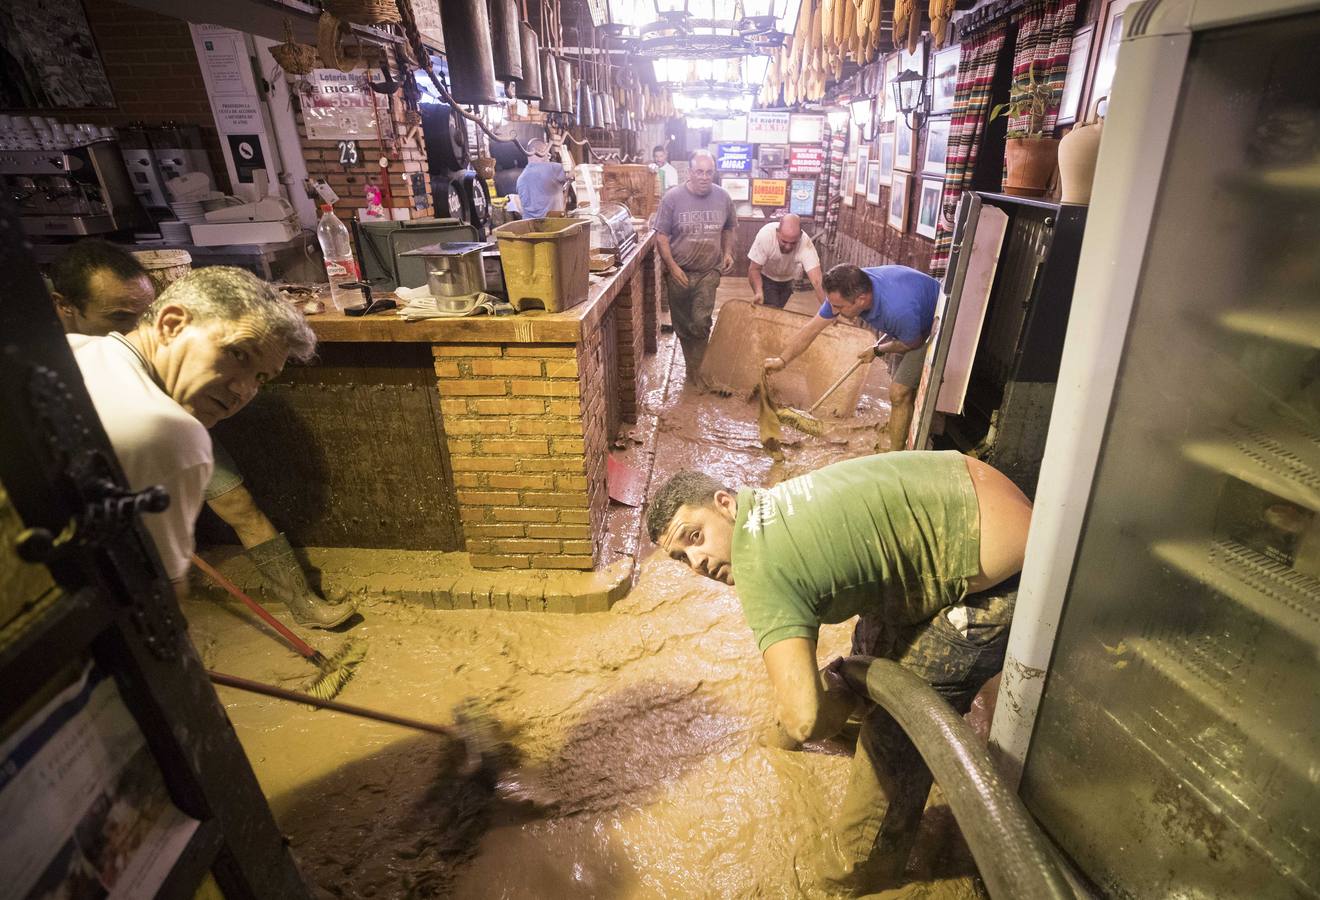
[247,533,355,629]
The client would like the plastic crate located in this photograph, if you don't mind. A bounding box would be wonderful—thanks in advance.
[493,217,590,312]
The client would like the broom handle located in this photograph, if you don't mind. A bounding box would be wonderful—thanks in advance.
[807,356,868,413]
[208,670,458,738]
[190,553,322,662]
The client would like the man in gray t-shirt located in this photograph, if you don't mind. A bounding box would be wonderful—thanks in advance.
[654,150,736,387]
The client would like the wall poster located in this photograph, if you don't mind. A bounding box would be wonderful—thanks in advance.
[303,69,396,141]
[716,142,755,173]
[751,178,789,207]
[788,146,826,176]
[789,178,817,215]
[722,177,751,201]
[747,110,790,143]
[0,0,114,107]
[788,113,825,144]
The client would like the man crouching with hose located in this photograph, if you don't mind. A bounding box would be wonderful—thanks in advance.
[646,451,1032,893]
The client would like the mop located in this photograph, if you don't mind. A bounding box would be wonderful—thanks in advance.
[756,353,872,449]
[191,553,366,701]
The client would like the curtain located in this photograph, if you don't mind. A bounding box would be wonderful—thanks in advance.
[929,22,1008,278]
[1008,0,1081,135]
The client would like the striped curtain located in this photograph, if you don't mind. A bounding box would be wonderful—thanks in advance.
[1008,0,1080,135]
[929,22,1008,278]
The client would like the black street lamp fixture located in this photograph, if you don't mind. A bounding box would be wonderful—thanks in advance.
[892,67,928,132]
[850,95,878,142]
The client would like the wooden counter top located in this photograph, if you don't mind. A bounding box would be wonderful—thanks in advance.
[308,230,655,345]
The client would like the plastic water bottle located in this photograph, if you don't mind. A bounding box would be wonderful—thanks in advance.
[316,205,359,309]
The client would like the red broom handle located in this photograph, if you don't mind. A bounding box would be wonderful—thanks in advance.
[190,553,321,662]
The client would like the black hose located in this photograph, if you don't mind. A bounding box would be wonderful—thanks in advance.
[837,656,1076,900]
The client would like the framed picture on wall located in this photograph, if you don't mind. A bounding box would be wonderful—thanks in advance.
[915,179,942,238]
[877,131,895,179]
[888,173,910,230]
[882,55,900,121]
[922,117,951,176]
[931,45,960,114]
[854,146,870,194]
[842,161,855,206]
[1057,24,1095,125]
[895,118,914,171]
[723,177,750,201]
[866,161,882,205]
[1087,0,1139,119]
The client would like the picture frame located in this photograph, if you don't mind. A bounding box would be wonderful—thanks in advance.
[894,117,914,171]
[915,178,942,238]
[882,55,900,121]
[888,173,910,231]
[877,131,895,179]
[866,161,882,205]
[1057,24,1094,125]
[722,177,750,202]
[931,45,960,115]
[759,144,786,169]
[842,161,855,206]
[854,146,870,194]
[1087,0,1138,120]
[922,116,951,176]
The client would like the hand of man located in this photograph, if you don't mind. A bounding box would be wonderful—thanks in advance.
[758,721,802,751]
[669,263,690,288]
[720,252,734,274]
[763,355,787,373]
[751,291,764,305]
[857,342,882,362]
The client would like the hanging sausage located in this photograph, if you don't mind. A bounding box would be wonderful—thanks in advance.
[439,0,499,104]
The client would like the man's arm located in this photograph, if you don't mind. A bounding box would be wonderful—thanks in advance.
[748,261,765,303]
[805,265,826,304]
[764,314,832,371]
[761,638,861,748]
[655,233,689,287]
[720,222,736,274]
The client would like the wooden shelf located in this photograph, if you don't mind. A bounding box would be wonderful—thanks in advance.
[1183,423,1320,512]
[1152,538,1320,651]
[1218,306,1320,350]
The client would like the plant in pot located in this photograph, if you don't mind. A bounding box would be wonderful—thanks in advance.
[990,63,1060,197]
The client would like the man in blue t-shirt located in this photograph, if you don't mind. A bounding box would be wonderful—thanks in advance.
[765,263,939,451]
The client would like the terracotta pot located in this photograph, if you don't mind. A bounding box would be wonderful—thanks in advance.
[1003,137,1060,198]
[1058,107,1104,205]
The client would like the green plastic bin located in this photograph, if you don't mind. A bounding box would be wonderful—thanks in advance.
[493,217,590,312]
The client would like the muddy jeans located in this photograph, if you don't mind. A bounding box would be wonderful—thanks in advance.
[666,268,721,381]
[826,577,1018,890]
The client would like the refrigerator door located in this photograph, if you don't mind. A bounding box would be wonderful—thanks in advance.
[994,2,1320,897]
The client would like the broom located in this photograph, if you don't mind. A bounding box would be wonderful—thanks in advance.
[191,553,366,701]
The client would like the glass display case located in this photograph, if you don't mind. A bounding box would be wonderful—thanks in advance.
[996,5,1320,896]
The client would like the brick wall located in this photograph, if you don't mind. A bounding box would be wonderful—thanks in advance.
[2,0,231,193]
[432,342,605,570]
[296,75,433,219]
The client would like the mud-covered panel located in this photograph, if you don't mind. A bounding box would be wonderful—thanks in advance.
[209,344,462,550]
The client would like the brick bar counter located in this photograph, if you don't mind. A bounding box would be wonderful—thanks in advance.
[210,232,660,572]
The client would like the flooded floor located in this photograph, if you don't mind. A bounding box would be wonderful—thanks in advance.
[187,282,987,898]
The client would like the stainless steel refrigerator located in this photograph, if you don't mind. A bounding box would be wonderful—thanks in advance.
[989,1,1320,895]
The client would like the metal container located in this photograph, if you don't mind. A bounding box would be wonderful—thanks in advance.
[517,24,542,100]
[558,59,576,120]
[487,0,523,82]
[401,241,489,304]
[578,79,595,127]
[439,0,499,104]
[539,50,562,112]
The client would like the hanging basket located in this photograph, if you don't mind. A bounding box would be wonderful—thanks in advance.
[271,19,319,75]
[317,12,361,73]
[323,0,402,25]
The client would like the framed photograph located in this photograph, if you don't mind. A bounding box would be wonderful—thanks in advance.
[758,144,787,169]
[1087,0,1139,119]
[882,55,900,121]
[915,178,942,238]
[722,177,750,202]
[899,45,926,79]
[922,117,951,176]
[877,131,895,179]
[931,45,960,115]
[854,146,870,194]
[888,173,910,231]
[895,118,914,171]
[842,161,855,206]
[1057,24,1095,125]
[866,161,882,205]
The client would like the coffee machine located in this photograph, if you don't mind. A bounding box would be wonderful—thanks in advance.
[1,139,151,238]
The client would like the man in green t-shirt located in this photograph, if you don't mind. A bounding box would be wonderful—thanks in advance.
[646,451,1033,891]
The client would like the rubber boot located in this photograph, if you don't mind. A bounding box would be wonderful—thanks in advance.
[247,533,355,629]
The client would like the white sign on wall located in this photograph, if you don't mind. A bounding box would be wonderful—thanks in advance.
[747,111,790,144]
[303,69,395,141]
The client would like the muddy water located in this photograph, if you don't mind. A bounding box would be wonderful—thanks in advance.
[185,288,983,898]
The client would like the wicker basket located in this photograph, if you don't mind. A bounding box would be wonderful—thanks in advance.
[323,0,401,25]
[271,20,319,75]
[317,13,361,73]
[132,249,193,293]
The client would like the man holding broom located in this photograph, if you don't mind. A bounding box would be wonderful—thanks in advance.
[65,265,352,627]
[764,263,939,452]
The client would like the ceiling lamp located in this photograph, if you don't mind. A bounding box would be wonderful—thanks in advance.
[607,0,792,59]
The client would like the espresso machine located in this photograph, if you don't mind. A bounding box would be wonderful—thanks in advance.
[1,139,151,238]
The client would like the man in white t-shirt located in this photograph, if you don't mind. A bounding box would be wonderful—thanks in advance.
[652,145,679,193]
[68,267,317,606]
[746,214,826,309]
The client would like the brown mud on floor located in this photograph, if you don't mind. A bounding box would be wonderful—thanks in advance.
[188,283,984,898]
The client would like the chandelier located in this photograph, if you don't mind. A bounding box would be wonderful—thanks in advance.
[605,0,801,59]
